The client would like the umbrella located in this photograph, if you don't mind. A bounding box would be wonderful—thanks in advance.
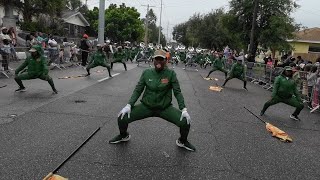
[244,107,292,142]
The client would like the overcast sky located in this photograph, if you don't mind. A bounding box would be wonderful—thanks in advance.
[86,0,320,40]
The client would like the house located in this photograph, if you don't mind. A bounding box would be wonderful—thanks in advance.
[287,27,320,62]
[61,10,90,37]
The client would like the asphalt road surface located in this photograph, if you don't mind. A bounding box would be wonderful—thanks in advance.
[0,61,319,180]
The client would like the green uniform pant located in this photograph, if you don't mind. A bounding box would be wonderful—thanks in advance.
[206,67,228,78]
[222,76,247,88]
[111,59,127,70]
[86,62,111,77]
[118,103,190,142]
[261,96,304,116]
[14,73,57,91]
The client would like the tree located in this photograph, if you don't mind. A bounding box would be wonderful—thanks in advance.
[66,0,82,11]
[228,0,299,57]
[142,8,166,45]
[104,3,144,42]
[172,9,238,50]
[0,0,66,23]
[85,6,99,36]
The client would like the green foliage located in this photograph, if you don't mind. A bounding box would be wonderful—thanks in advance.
[227,0,299,54]
[86,3,144,42]
[19,16,65,35]
[173,9,238,50]
[104,3,144,42]
[173,0,299,53]
[141,8,166,45]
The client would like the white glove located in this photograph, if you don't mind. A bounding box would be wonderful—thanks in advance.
[118,104,131,120]
[180,108,191,124]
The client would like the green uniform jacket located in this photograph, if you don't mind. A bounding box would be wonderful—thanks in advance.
[89,51,107,65]
[213,58,225,68]
[272,74,301,99]
[113,51,126,62]
[229,63,246,78]
[15,46,48,76]
[128,68,186,110]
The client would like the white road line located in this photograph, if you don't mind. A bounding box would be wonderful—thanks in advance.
[98,73,120,82]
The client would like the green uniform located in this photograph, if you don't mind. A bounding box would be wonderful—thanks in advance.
[130,48,138,62]
[261,74,303,116]
[111,50,127,70]
[86,51,111,77]
[222,62,247,88]
[14,45,57,92]
[178,52,186,63]
[206,57,228,78]
[117,68,190,142]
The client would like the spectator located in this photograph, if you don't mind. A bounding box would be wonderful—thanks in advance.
[296,56,303,65]
[7,27,18,60]
[47,35,58,65]
[25,34,33,48]
[267,57,273,68]
[62,37,74,63]
[307,66,318,108]
[79,34,91,66]
[8,27,16,47]
[0,36,11,71]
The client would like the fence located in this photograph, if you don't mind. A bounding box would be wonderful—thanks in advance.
[0,46,83,78]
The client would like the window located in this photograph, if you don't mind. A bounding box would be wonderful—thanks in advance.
[308,46,320,53]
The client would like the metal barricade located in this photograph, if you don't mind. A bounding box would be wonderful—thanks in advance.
[299,71,309,103]
[310,78,320,113]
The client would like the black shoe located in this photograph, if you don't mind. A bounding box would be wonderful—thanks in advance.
[260,111,264,116]
[290,115,301,121]
[15,87,26,92]
[109,134,131,144]
[243,87,248,91]
[176,139,196,152]
[53,90,58,94]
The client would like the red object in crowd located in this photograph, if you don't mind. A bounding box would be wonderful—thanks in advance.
[83,34,89,39]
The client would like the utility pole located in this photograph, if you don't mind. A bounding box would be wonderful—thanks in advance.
[248,0,259,62]
[167,21,169,43]
[142,4,155,44]
[98,0,105,44]
[158,0,163,45]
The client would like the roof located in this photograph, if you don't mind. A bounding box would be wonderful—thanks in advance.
[288,28,320,44]
[61,10,90,27]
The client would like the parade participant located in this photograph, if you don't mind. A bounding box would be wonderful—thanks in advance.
[86,44,112,77]
[109,49,196,152]
[14,45,58,94]
[221,58,247,90]
[206,53,228,78]
[111,46,127,71]
[260,66,304,121]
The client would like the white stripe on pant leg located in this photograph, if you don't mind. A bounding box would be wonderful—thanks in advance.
[98,73,120,82]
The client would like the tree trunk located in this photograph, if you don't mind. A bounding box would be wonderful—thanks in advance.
[248,0,259,62]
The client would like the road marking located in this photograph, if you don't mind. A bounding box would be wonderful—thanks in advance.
[98,73,120,82]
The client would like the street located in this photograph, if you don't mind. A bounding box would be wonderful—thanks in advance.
[0,62,320,180]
